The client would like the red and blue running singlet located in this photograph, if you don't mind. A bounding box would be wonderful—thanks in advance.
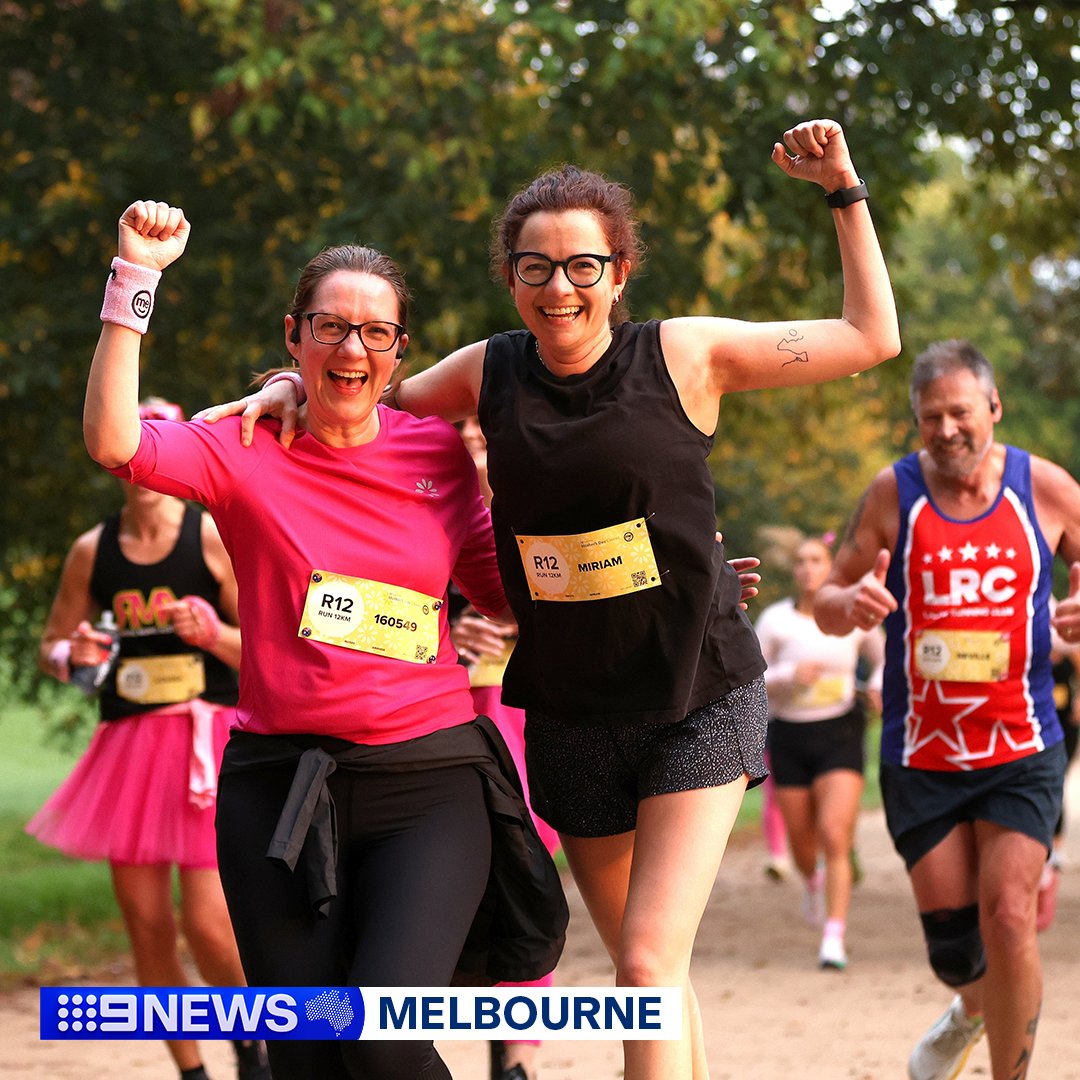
[880,447,1063,771]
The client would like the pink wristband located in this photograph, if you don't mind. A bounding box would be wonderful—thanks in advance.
[181,595,222,650]
[48,639,72,683]
[264,370,307,405]
[100,257,161,334]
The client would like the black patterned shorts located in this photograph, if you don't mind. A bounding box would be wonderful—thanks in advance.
[524,676,769,838]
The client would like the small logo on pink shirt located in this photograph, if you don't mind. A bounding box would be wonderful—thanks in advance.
[415,479,439,497]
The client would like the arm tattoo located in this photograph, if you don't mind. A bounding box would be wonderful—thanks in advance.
[840,490,872,554]
[777,328,809,366]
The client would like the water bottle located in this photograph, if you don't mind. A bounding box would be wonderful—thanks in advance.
[69,611,121,695]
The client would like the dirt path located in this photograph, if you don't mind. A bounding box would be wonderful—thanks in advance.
[5,766,1079,1079]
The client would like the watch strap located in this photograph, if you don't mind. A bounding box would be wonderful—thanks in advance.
[825,179,868,208]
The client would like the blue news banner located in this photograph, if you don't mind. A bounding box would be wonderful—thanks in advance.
[41,986,681,1041]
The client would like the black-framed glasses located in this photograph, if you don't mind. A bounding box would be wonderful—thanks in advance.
[300,312,405,351]
[510,251,619,288]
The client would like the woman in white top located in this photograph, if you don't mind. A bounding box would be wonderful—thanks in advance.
[755,536,884,970]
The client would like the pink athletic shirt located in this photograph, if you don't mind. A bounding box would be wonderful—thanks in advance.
[110,407,506,744]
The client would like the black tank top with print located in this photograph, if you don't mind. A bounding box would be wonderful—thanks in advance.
[89,504,239,720]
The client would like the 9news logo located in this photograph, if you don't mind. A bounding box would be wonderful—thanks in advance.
[40,987,365,1041]
[41,986,680,1042]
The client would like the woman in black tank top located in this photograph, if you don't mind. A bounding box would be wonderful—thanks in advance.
[30,404,266,1080]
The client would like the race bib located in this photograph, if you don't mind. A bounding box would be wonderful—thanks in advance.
[794,674,849,709]
[515,518,660,602]
[299,570,441,665]
[914,630,1010,683]
[469,638,515,688]
[115,654,206,705]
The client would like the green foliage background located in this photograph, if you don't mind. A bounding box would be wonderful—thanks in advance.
[2,0,1079,710]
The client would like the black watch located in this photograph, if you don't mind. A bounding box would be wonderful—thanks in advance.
[825,179,869,208]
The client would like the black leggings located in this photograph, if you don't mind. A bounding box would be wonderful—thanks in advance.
[216,758,492,1080]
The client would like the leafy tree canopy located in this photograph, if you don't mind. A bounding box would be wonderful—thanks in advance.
[2,0,1077,697]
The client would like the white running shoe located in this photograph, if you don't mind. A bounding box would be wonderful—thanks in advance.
[818,934,847,971]
[908,996,985,1080]
[764,855,792,882]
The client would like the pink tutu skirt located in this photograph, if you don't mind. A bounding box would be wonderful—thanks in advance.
[471,686,558,1009]
[470,685,560,857]
[26,704,234,869]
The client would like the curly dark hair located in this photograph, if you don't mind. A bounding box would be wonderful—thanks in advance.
[490,165,646,325]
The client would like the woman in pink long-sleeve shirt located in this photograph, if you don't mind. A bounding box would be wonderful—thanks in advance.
[83,200,565,1080]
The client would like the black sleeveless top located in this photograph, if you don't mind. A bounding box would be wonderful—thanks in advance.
[478,320,765,724]
[89,504,239,720]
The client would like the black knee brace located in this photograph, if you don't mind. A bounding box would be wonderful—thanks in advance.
[920,904,987,988]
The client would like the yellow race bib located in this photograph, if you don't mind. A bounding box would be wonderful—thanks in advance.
[469,638,515,688]
[299,570,441,665]
[914,630,1010,683]
[794,674,849,709]
[515,518,660,602]
[115,654,207,705]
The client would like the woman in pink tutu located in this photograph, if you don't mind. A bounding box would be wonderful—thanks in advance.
[449,416,561,1080]
[29,399,267,1080]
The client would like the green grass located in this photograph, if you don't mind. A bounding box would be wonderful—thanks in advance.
[0,703,124,986]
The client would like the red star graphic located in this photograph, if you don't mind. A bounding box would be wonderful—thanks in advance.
[944,716,1043,768]
[904,678,988,770]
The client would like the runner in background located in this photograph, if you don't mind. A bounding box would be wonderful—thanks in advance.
[29,400,267,1080]
[755,535,884,970]
[760,769,793,882]
[1036,599,1080,931]
[449,415,560,1080]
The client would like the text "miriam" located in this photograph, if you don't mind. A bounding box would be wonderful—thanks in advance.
[578,556,622,573]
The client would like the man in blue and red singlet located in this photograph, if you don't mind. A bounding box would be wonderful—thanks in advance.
[815,340,1080,1080]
